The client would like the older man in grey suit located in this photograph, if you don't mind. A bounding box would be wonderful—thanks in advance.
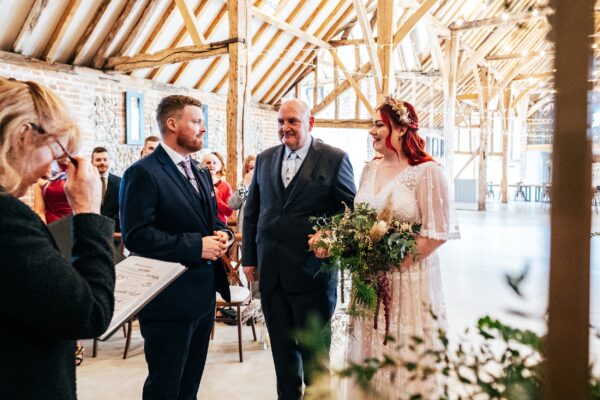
[243,99,356,400]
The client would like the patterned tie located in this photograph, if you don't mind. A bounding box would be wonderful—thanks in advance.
[179,159,200,192]
[101,176,107,203]
[284,152,298,188]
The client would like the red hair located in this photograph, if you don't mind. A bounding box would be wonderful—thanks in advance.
[378,100,433,166]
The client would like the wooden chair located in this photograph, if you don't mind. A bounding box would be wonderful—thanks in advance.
[212,254,257,362]
[92,317,136,359]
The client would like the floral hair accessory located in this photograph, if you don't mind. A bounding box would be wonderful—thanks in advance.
[384,96,411,126]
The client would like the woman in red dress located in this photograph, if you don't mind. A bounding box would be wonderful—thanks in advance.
[33,156,72,223]
[202,151,233,223]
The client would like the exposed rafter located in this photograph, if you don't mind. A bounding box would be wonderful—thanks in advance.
[106,41,231,72]
[43,0,82,62]
[92,0,140,69]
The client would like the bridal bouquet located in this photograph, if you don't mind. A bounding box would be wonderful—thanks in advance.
[310,200,420,342]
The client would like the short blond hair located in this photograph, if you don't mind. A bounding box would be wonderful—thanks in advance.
[0,78,79,194]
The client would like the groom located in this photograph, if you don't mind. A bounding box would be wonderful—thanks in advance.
[243,98,356,399]
[120,95,231,400]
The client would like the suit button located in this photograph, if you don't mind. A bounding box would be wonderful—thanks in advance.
[207,261,212,265]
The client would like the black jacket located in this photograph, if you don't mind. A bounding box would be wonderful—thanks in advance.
[101,172,121,232]
[120,145,231,321]
[243,139,356,294]
[0,189,115,400]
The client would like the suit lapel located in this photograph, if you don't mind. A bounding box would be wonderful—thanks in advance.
[155,146,206,222]
[191,160,216,228]
[271,145,285,200]
[283,139,321,209]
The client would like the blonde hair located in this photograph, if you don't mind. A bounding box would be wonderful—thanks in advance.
[0,78,80,194]
[211,151,226,178]
[242,155,256,176]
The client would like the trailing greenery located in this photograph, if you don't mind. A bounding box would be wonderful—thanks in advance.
[299,268,600,400]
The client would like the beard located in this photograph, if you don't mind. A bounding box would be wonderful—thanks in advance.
[176,132,203,152]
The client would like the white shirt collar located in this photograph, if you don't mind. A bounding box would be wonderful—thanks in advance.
[100,171,109,179]
[284,136,312,161]
[161,142,188,166]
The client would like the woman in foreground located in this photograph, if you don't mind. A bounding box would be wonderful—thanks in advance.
[0,78,116,400]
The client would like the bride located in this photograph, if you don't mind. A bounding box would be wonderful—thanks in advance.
[343,97,459,399]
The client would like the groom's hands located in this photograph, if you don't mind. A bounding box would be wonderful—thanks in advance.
[244,266,258,283]
[202,234,228,260]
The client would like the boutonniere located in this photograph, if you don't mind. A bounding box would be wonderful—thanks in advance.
[196,162,209,173]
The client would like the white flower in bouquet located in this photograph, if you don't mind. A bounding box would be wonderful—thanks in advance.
[369,220,389,243]
[400,222,413,233]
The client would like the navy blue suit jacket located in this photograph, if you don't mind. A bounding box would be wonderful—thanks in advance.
[101,173,121,232]
[120,145,230,320]
[242,139,356,294]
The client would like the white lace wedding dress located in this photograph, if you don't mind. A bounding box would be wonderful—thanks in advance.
[342,159,460,400]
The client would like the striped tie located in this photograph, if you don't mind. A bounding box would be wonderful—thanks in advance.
[179,159,200,192]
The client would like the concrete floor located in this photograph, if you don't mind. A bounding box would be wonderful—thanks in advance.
[76,202,600,399]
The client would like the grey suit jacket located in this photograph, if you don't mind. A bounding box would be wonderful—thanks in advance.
[242,138,356,294]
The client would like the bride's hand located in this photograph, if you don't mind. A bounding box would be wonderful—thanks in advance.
[308,231,331,258]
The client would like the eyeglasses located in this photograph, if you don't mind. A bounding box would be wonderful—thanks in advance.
[29,122,78,167]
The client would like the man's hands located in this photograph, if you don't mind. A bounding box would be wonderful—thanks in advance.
[244,266,258,283]
[201,231,229,260]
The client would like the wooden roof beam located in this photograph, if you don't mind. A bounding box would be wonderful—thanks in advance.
[514,71,555,81]
[43,0,82,62]
[120,0,163,56]
[12,0,50,53]
[106,41,231,72]
[70,0,111,65]
[330,50,376,115]
[450,6,554,31]
[250,6,330,49]
[315,119,372,128]
[489,58,540,103]
[92,0,140,69]
[377,0,394,103]
[329,38,369,47]
[174,0,205,46]
[146,0,209,80]
[353,0,382,92]
[249,0,340,99]
[311,62,372,115]
[398,0,449,37]
[169,2,227,84]
[392,0,438,46]
[137,2,177,55]
[210,0,306,93]
[249,1,308,83]
[458,27,511,79]
[512,77,552,106]
[527,95,554,118]
[487,49,551,61]
[194,0,271,90]
[271,0,434,106]
[260,1,353,103]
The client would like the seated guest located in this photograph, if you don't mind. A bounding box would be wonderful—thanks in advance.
[140,135,160,158]
[202,151,233,223]
[33,156,72,224]
[0,77,115,400]
[91,146,121,232]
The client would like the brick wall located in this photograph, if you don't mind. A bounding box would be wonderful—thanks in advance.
[0,52,279,178]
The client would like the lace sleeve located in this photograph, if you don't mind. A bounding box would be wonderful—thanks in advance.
[416,162,460,241]
[358,160,377,191]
